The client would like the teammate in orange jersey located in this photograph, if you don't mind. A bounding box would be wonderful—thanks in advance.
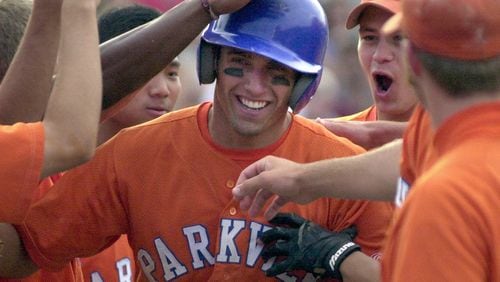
[337,0,417,124]
[254,0,413,279]
[0,0,102,224]
[81,5,182,282]
[316,0,415,150]
[0,0,393,280]
[234,0,500,280]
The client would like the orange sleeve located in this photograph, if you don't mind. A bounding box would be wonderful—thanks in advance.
[400,105,434,184]
[17,137,129,271]
[0,122,44,223]
[328,199,393,259]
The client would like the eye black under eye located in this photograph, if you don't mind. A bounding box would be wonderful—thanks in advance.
[224,68,243,77]
[272,76,291,86]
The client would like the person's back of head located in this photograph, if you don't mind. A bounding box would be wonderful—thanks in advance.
[197,0,329,114]
[98,4,161,44]
[0,0,32,81]
[385,0,500,97]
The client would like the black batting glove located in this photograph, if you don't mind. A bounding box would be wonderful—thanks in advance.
[260,213,360,279]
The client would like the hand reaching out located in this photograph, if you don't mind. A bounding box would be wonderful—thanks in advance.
[233,156,321,220]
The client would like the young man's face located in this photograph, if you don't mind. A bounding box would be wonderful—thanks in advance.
[212,47,297,144]
[111,59,181,127]
[357,7,417,121]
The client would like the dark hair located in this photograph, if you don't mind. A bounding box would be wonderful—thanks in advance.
[98,4,161,44]
[415,49,500,98]
[0,0,32,81]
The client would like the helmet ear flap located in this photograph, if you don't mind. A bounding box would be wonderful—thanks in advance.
[197,40,219,84]
[289,74,317,113]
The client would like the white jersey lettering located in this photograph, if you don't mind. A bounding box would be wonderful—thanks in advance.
[216,219,245,263]
[395,177,411,207]
[90,272,104,282]
[154,238,188,280]
[246,222,270,267]
[183,225,215,269]
[116,257,132,282]
[137,249,157,282]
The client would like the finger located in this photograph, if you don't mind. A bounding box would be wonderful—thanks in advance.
[265,257,295,277]
[259,227,296,244]
[248,188,275,217]
[342,225,358,239]
[260,241,291,260]
[264,196,289,221]
[268,212,305,227]
[234,160,266,200]
[237,195,253,211]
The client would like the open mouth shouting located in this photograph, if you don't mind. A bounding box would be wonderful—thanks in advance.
[373,72,393,97]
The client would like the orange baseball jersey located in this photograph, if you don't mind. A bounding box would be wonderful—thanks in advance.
[395,105,436,207]
[80,235,135,282]
[1,175,84,282]
[383,102,500,281]
[0,122,43,224]
[18,102,393,281]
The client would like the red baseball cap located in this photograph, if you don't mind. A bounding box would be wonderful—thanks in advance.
[383,0,500,60]
[345,0,401,29]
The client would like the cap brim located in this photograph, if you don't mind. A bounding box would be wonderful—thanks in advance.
[381,12,402,36]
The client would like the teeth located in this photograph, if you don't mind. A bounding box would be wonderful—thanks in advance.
[240,97,267,109]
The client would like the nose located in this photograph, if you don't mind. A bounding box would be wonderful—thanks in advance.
[243,69,268,96]
[147,73,170,98]
[372,39,395,64]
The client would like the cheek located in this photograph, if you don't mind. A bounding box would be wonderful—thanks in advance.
[357,47,372,72]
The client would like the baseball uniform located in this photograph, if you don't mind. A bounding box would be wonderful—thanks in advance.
[80,235,135,282]
[383,102,500,281]
[18,102,393,281]
[0,175,84,282]
[0,122,43,224]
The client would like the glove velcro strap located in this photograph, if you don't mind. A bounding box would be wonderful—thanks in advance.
[328,242,361,274]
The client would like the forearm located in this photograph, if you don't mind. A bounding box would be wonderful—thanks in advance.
[340,251,380,282]
[369,121,407,150]
[0,223,38,278]
[0,0,62,124]
[100,0,211,109]
[299,139,402,201]
[42,1,101,178]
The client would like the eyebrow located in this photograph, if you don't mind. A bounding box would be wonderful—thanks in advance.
[227,49,252,58]
[168,60,181,67]
[358,26,378,33]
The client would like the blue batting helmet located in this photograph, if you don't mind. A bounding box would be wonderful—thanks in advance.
[197,0,329,113]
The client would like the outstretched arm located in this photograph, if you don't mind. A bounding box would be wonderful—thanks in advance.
[41,0,102,178]
[100,0,251,109]
[233,139,402,219]
[0,0,62,124]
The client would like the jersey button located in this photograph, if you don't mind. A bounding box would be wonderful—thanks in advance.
[226,180,235,188]
[229,207,237,215]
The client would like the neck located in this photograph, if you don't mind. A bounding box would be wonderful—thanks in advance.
[425,86,500,128]
[377,107,416,122]
[207,105,292,150]
[98,120,123,145]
